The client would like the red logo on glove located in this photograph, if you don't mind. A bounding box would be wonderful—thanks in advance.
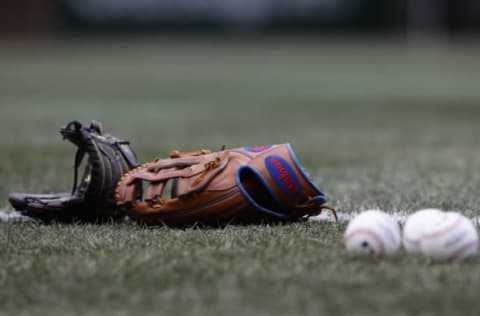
[265,156,300,197]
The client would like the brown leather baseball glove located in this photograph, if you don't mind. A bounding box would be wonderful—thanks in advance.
[116,144,336,226]
[8,120,139,222]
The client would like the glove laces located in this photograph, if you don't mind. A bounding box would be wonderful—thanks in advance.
[298,196,338,221]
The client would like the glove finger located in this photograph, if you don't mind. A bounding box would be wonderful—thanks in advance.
[8,192,29,211]
[9,192,72,210]
[8,192,83,222]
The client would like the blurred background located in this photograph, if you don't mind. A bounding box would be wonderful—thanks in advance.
[1,0,480,149]
[1,0,480,37]
[1,0,480,199]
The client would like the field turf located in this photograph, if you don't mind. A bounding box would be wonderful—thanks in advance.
[1,37,480,315]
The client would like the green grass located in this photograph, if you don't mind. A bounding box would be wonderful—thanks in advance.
[1,37,480,316]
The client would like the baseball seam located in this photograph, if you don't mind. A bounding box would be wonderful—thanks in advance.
[345,228,386,256]
[421,215,464,240]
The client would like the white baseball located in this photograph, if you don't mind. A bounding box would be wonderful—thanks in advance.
[403,208,444,254]
[344,210,401,257]
[420,212,478,262]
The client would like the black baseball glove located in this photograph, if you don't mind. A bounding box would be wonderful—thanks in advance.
[8,120,139,223]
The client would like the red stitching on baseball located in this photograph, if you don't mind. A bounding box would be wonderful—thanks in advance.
[422,215,463,239]
[448,240,478,262]
[403,233,421,246]
[345,228,386,255]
